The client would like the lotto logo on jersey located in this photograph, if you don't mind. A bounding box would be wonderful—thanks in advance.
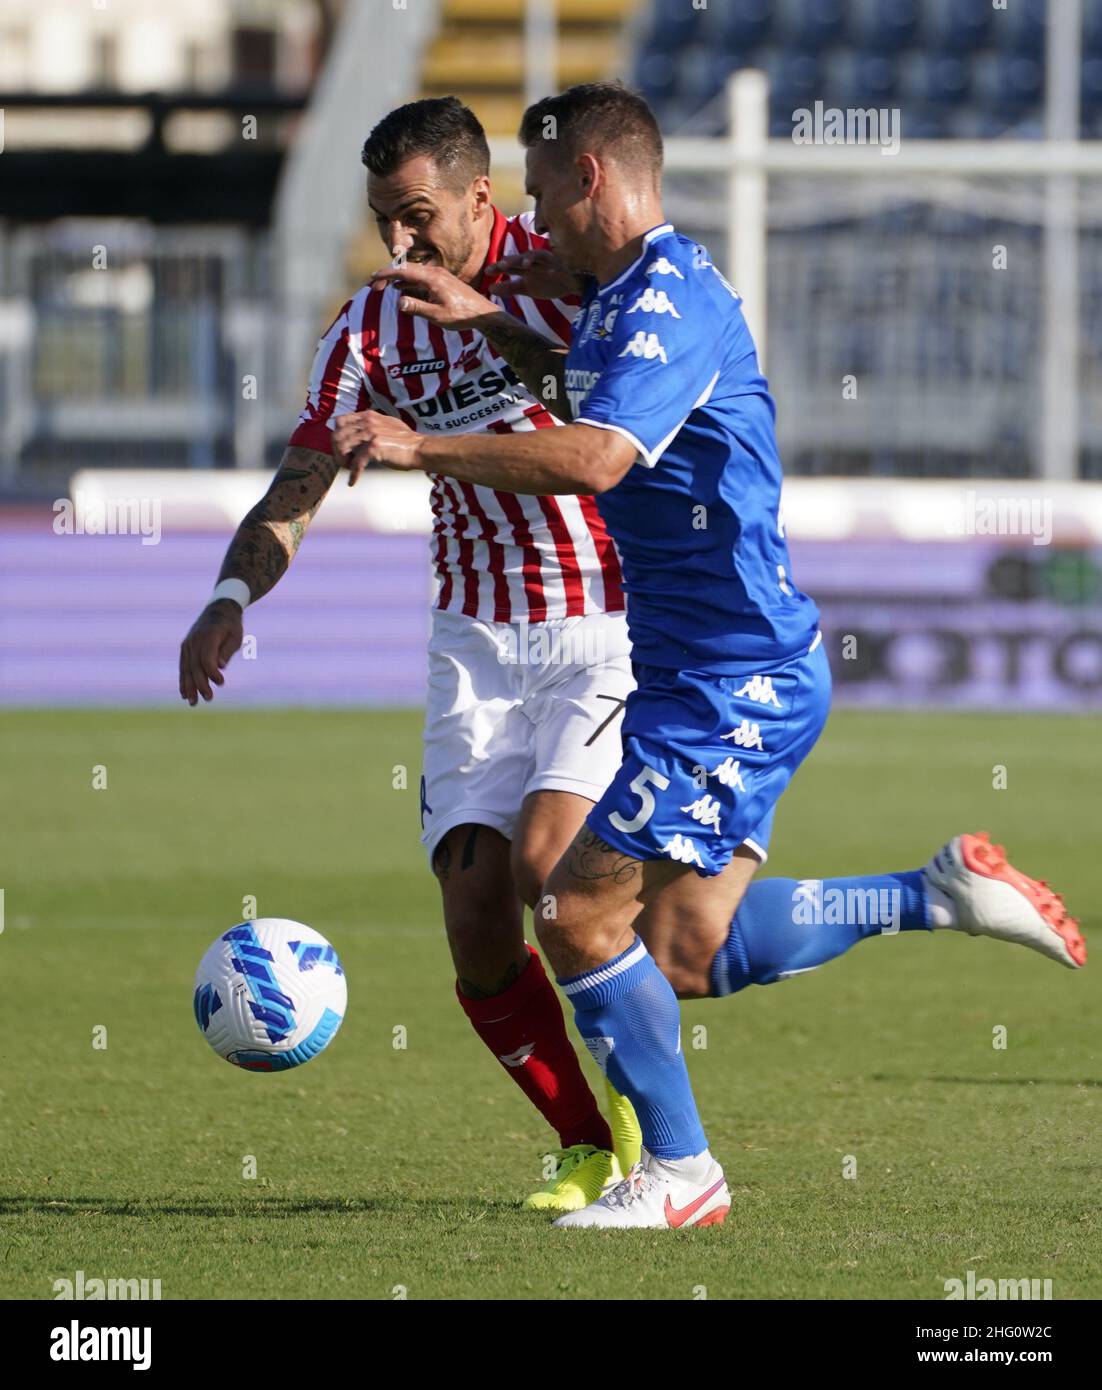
[388,358,447,379]
[646,257,685,279]
[619,331,668,364]
[627,288,681,318]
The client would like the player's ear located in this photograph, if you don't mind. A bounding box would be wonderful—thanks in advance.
[577,153,600,198]
[470,174,492,217]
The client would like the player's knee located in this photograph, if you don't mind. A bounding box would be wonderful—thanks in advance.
[510,846,554,911]
[433,828,523,962]
[532,887,619,977]
[445,907,523,969]
[647,945,713,1000]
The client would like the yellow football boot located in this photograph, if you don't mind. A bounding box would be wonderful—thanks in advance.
[522,1144,622,1212]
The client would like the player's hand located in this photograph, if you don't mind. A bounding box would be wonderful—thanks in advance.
[333,410,425,484]
[368,262,500,331]
[179,599,244,706]
[484,249,583,300]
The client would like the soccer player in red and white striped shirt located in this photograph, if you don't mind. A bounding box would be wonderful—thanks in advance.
[179,97,640,1209]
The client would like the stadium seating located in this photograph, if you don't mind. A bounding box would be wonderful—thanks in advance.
[634,0,1061,140]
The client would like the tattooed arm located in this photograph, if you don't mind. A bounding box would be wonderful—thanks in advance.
[214,445,339,598]
[179,446,339,705]
[479,311,571,423]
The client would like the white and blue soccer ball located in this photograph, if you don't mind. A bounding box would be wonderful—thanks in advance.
[194,918,347,1071]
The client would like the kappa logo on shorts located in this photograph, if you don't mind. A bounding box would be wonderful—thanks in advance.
[680,794,723,834]
[499,1044,535,1068]
[734,675,782,708]
[661,833,705,867]
[721,719,764,750]
[710,757,747,791]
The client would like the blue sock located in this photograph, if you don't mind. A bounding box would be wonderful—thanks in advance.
[560,938,707,1161]
[712,870,930,997]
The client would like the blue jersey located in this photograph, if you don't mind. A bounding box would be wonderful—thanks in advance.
[565,223,819,673]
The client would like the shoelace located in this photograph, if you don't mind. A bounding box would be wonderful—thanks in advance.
[605,1162,653,1209]
[546,1146,593,1179]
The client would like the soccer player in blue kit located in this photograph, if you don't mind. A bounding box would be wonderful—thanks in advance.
[332,84,1086,1229]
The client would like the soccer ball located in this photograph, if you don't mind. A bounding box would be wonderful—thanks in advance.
[193,918,347,1071]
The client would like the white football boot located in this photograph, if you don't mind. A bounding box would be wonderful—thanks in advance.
[552,1148,730,1230]
[925,833,1086,970]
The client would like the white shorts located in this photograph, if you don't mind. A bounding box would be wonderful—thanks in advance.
[419,608,635,858]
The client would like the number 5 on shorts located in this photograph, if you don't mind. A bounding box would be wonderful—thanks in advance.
[608,764,670,834]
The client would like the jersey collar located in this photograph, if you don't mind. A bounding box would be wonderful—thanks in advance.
[599,222,675,294]
[476,206,510,295]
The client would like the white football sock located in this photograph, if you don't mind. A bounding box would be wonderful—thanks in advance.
[924,878,957,929]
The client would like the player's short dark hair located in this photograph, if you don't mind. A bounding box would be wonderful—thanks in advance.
[361,96,491,190]
[518,82,664,183]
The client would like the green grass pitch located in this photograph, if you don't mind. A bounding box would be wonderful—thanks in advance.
[0,708,1098,1300]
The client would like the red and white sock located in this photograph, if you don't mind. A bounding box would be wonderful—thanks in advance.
[456,945,614,1152]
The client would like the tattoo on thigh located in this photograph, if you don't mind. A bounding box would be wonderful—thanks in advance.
[461,825,480,871]
[431,838,452,881]
[458,960,523,1000]
[566,827,641,886]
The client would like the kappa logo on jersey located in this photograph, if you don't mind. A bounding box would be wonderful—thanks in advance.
[627,288,681,318]
[721,719,764,751]
[646,257,685,279]
[661,833,705,867]
[388,358,447,379]
[499,1044,535,1068]
[734,675,782,707]
[710,757,747,791]
[680,794,723,833]
[619,331,668,363]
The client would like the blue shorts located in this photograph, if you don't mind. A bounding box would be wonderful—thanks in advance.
[587,635,832,876]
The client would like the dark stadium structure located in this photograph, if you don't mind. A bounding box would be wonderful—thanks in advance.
[635,0,1065,139]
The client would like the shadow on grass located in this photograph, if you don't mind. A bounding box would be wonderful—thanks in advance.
[870,1074,1102,1088]
[0,1195,520,1219]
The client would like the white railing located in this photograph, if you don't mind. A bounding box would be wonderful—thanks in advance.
[489,55,1102,482]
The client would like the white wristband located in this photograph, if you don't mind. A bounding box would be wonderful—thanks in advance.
[210,578,251,610]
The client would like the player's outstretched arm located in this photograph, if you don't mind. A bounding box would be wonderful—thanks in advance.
[369,263,572,423]
[178,445,339,705]
[334,409,636,496]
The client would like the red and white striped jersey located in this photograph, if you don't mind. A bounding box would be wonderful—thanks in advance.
[289,208,624,623]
